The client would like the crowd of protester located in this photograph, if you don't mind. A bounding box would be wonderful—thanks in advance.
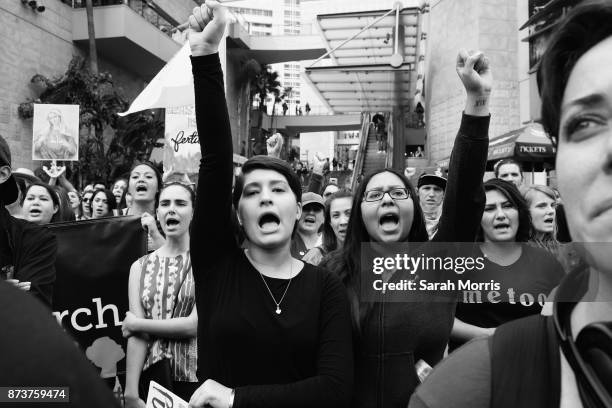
[2,0,612,407]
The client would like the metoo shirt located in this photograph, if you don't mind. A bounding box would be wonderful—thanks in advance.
[456,244,564,328]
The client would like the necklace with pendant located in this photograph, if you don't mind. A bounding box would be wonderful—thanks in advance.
[257,261,293,315]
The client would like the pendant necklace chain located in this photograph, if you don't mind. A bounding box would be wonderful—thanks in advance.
[256,260,293,315]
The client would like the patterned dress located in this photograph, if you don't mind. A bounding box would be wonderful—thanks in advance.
[138,251,197,382]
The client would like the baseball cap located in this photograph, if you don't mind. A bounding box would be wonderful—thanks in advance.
[0,135,18,204]
[417,168,447,191]
[301,192,324,209]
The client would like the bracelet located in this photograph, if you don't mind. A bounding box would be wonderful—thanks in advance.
[228,389,235,408]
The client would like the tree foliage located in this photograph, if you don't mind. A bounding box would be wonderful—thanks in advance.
[18,56,163,187]
[249,63,282,112]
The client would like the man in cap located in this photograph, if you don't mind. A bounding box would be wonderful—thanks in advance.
[417,168,447,239]
[0,134,57,306]
[291,192,325,259]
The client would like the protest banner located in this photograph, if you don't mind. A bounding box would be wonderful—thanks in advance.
[48,216,147,384]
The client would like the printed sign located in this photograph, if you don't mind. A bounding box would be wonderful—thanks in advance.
[164,105,200,174]
[146,381,189,408]
[48,216,147,382]
[32,104,80,161]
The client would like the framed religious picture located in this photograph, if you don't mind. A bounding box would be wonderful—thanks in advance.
[32,104,79,161]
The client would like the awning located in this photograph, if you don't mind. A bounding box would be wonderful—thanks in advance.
[304,6,424,114]
[436,123,554,168]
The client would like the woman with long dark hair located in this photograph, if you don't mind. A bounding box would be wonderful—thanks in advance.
[303,190,352,266]
[321,49,492,406]
[123,182,198,407]
[186,4,353,407]
[125,162,164,251]
[90,189,117,219]
[451,179,564,347]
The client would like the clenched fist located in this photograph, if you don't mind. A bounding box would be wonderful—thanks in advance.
[456,49,492,116]
[188,1,230,57]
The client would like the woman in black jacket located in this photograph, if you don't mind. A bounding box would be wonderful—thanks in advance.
[321,49,492,407]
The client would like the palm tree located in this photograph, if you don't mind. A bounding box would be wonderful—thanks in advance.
[271,86,292,130]
[238,61,282,156]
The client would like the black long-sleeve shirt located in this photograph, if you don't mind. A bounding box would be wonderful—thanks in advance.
[190,53,353,408]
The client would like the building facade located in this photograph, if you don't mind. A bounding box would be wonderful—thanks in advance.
[426,0,522,165]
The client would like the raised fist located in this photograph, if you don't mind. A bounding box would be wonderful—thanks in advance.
[266,133,283,158]
[312,153,326,175]
[188,1,230,57]
[456,49,492,96]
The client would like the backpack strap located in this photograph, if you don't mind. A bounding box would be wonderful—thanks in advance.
[490,315,561,408]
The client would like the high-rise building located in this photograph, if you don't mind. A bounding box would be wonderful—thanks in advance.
[227,0,303,115]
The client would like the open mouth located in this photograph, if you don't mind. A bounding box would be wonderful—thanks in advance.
[543,218,554,224]
[379,213,399,229]
[135,185,148,193]
[166,218,180,227]
[303,215,316,225]
[494,223,510,230]
[258,212,281,231]
[29,209,41,217]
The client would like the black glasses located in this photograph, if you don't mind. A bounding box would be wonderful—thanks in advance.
[82,198,91,203]
[363,188,411,202]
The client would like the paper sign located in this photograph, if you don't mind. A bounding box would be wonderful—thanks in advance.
[163,105,201,174]
[146,381,189,408]
[32,104,80,161]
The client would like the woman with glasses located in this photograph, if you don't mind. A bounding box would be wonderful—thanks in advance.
[67,190,85,220]
[90,189,116,219]
[323,49,492,407]
[186,4,353,407]
[81,190,93,219]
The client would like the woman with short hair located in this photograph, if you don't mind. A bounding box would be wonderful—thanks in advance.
[22,182,60,225]
[185,4,354,407]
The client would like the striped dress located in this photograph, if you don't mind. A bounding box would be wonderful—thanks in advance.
[139,251,197,382]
